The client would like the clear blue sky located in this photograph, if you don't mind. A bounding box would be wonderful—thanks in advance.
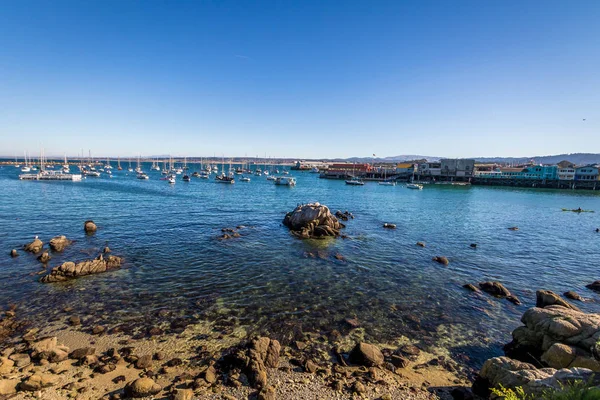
[0,0,598,159]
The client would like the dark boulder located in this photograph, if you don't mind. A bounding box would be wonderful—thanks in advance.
[536,290,581,311]
[479,281,511,298]
[432,256,449,265]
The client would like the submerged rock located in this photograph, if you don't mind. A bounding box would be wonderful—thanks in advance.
[463,283,479,292]
[283,203,344,239]
[564,291,584,301]
[40,254,122,283]
[536,290,581,311]
[23,237,43,253]
[49,235,72,252]
[479,281,511,298]
[84,220,97,234]
[37,251,51,264]
[508,226,519,231]
[470,243,477,248]
[416,241,425,247]
[432,256,449,265]
[586,280,600,292]
[383,223,396,229]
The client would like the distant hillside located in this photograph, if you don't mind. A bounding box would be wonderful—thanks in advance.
[474,153,600,165]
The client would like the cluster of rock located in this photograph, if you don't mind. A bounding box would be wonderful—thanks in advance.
[40,254,122,283]
[283,203,345,239]
[218,336,281,394]
[474,290,600,397]
[218,226,244,240]
[463,281,521,305]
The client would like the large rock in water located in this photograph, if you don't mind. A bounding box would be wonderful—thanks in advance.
[479,281,511,297]
[40,254,122,283]
[504,305,600,370]
[23,237,43,253]
[84,220,97,234]
[282,203,344,239]
[49,235,72,252]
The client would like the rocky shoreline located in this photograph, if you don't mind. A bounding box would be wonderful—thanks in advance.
[0,308,470,399]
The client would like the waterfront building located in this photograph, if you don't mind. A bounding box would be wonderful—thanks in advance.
[440,159,475,178]
[558,167,576,180]
[575,165,599,181]
[319,163,372,179]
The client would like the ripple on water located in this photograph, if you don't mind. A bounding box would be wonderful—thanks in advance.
[0,164,599,368]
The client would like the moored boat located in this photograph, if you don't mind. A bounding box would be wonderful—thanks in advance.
[406,183,423,190]
[274,176,296,186]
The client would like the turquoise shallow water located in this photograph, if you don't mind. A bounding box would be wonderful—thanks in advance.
[0,163,599,367]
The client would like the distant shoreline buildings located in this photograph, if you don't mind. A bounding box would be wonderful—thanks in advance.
[294,159,600,190]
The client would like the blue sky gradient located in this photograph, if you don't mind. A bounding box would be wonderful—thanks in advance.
[0,0,598,158]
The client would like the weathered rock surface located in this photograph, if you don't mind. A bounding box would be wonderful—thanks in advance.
[124,377,161,398]
[536,289,581,311]
[218,337,281,389]
[84,220,97,233]
[505,305,600,369]
[29,336,69,363]
[282,203,344,239]
[0,379,19,395]
[475,356,600,397]
[24,237,43,253]
[40,254,122,283]
[349,342,384,367]
[10,249,18,257]
[19,373,57,391]
[49,235,72,252]
[416,241,426,247]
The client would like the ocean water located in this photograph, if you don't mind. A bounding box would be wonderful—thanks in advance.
[1,163,599,368]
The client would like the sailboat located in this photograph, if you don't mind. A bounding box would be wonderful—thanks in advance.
[378,165,396,186]
[152,159,160,171]
[215,156,234,183]
[105,157,112,170]
[127,159,133,172]
[345,163,364,185]
[182,157,190,181]
[62,154,70,173]
[21,151,31,172]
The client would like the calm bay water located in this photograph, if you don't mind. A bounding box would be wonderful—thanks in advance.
[1,163,599,367]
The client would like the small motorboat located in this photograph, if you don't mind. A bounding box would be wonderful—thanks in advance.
[379,181,396,186]
[274,176,296,186]
[266,175,276,181]
[182,174,191,182]
[136,172,149,180]
[168,175,176,184]
[240,176,251,182]
[406,183,423,190]
[345,179,364,186]
[199,171,210,179]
